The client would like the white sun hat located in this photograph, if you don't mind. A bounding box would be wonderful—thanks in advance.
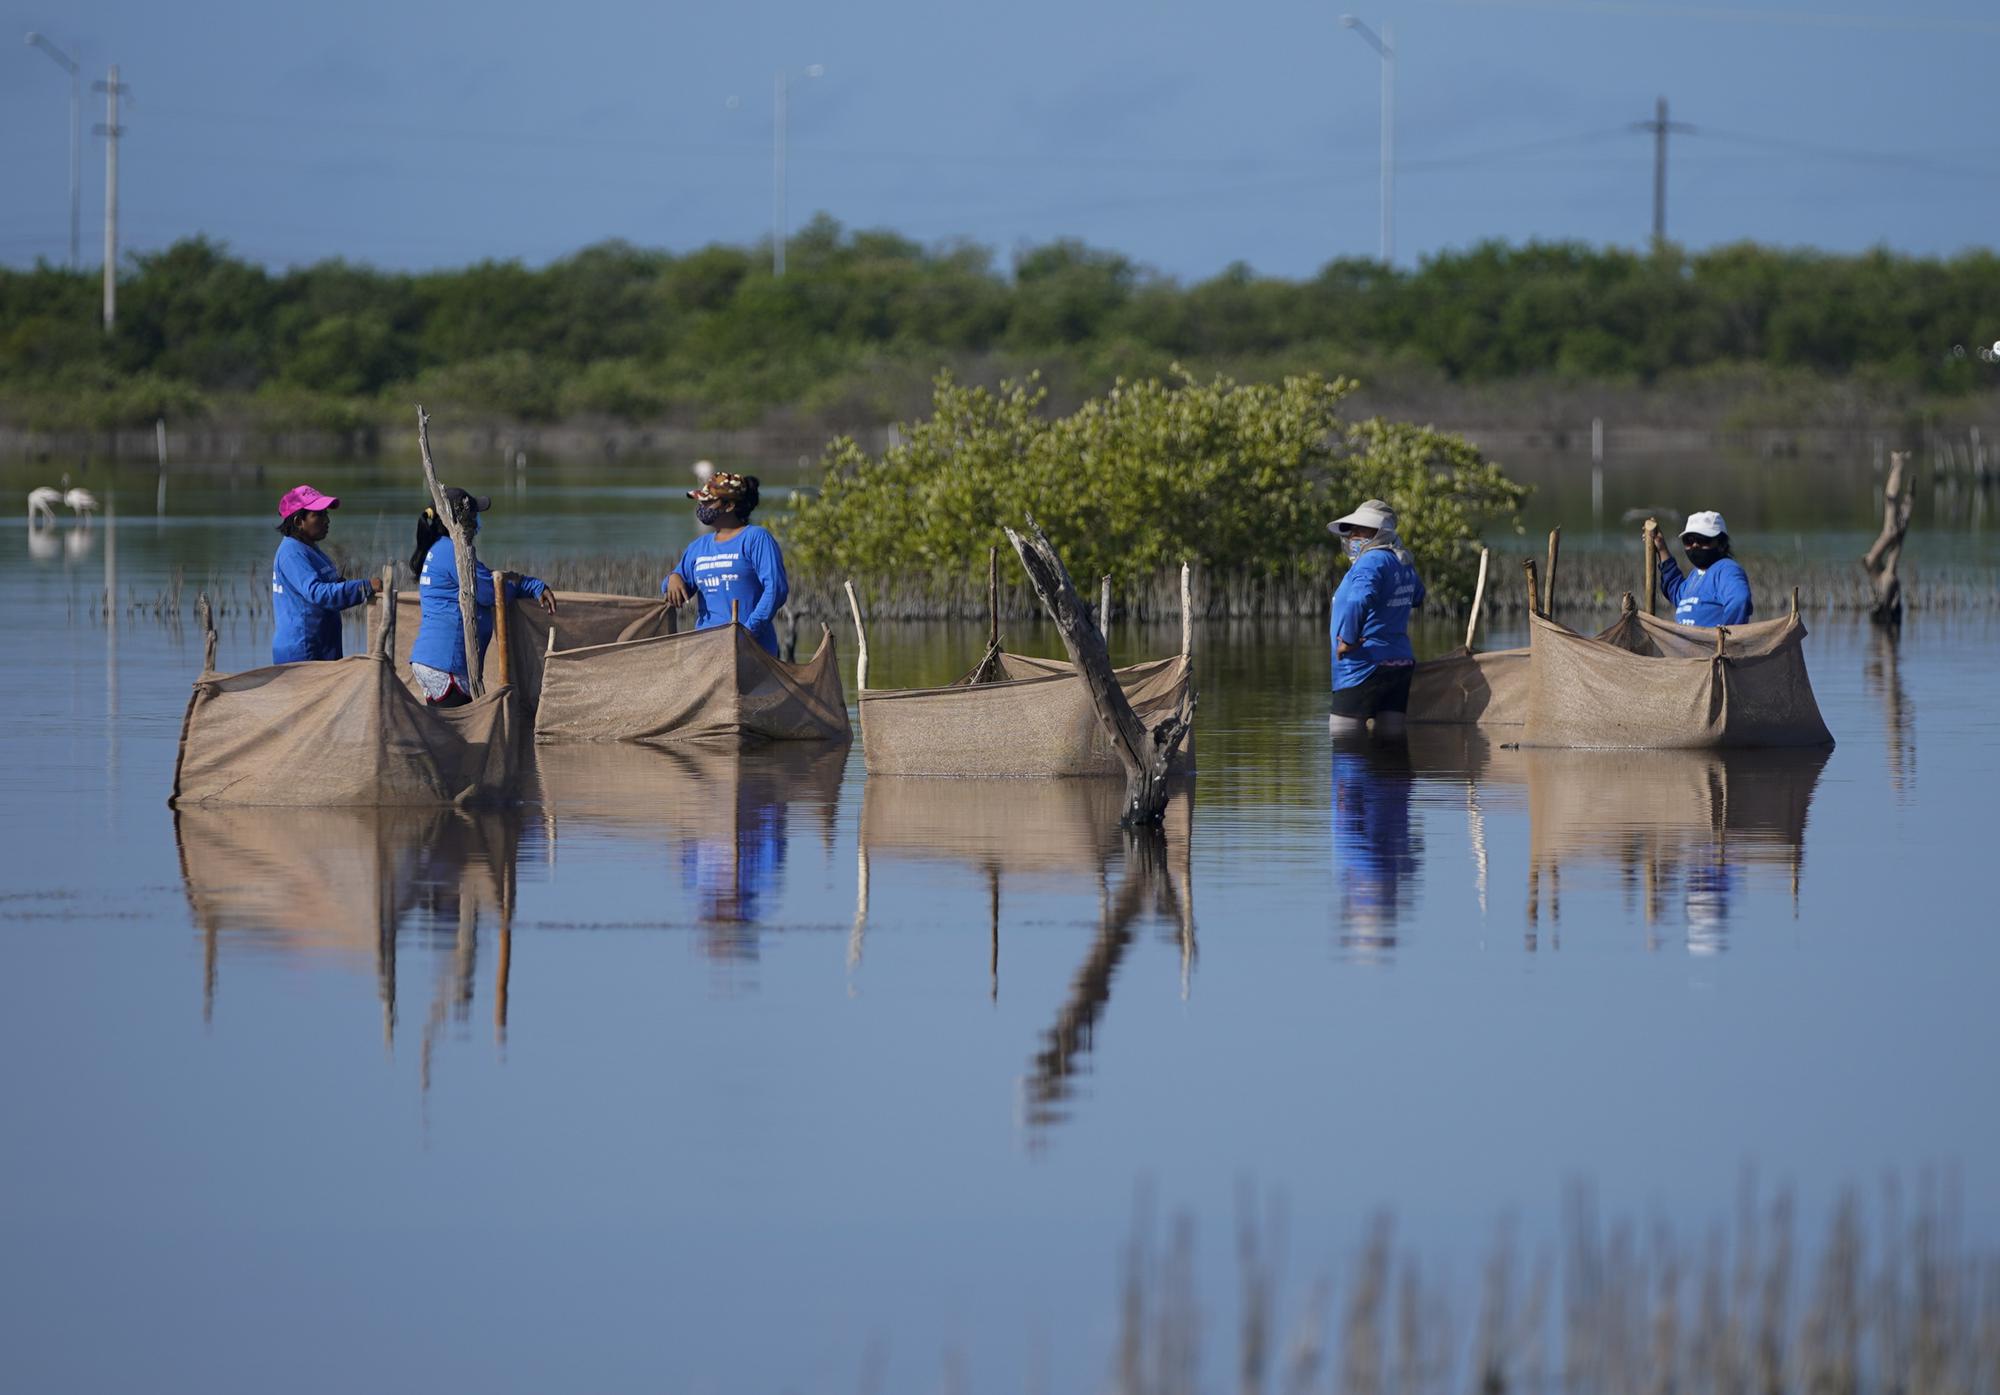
[1328,499,1397,536]
[1681,510,1728,540]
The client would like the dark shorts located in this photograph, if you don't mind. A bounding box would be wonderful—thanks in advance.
[1329,664,1414,719]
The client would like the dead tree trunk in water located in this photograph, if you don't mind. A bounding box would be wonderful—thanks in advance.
[1003,517,1194,827]
[1862,450,1915,626]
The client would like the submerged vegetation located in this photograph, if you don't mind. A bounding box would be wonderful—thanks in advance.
[1101,1178,1997,1395]
[786,372,1526,611]
[5,223,1999,433]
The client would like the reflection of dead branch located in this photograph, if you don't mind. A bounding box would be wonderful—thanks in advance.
[1023,828,1185,1130]
[1865,624,1915,797]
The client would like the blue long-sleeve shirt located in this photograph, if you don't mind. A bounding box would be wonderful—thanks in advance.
[270,536,372,664]
[409,536,547,681]
[1330,547,1425,690]
[1657,555,1753,627]
[668,526,789,657]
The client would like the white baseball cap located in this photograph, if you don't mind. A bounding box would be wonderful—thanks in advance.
[1329,499,1397,536]
[1681,510,1728,540]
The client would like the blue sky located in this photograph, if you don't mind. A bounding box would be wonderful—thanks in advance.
[4,0,1997,279]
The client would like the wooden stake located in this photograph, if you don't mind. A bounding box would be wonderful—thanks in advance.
[416,406,483,698]
[843,579,869,692]
[197,591,217,674]
[374,564,396,659]
[1790,586,1800,619]
[1714,625,1727,658]
[1641,518,1660,618]
[731,598,740,625]
[492,571,513,688]
[1099,573,1112,638]
[1005,517,1194,827]
[1544,526,1562,620]
[1862,450,1914,625]
[1179,561,1192,660]
[988,546,1000,652]
[1464,546,1490,651]
[1522,557,1542,619]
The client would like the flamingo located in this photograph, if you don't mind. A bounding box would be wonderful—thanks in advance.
[27,487,61,525]
[63,487,98,522]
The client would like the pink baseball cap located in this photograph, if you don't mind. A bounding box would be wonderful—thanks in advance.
[278,485,340,519]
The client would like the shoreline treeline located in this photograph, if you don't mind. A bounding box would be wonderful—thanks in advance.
[4,219,1998,433]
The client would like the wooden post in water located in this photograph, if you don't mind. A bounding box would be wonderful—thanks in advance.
[1099,574,1112,641]
[1862,449,1915,626]
[842,579,869,691]
[988,547,1000,652]
[1522,557,1542,619]
[197,591,217,673]
[1179,561,1192,660]
[374,564,396,658]
[416,406,483,698]
[492,571,513,688]
[1714,625,1727,659]
[731,599,740,625]
[1004,517,1193,827]
[1544,526,1562,620]
[1641,518,1660,617]
[1464,547,1490,651]
[1790,586,1800,620]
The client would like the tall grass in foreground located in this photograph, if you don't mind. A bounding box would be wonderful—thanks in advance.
[1109,1179,1997,1395]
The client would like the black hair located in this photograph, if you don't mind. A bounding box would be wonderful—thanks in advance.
[737,476,761,519]
[409,507,449,578]
[276,511,317,540]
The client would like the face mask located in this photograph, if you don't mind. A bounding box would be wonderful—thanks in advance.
[1685,543,1722,570]
[696,503,725,528]
[1342,536,1367,560]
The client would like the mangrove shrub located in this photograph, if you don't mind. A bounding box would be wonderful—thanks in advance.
[784,371,1526,608]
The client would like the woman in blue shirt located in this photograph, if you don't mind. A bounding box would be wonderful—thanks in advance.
[664,471,789,657]
[407,488,556,705]
[270,484,379,665]
[1328,498,1425,740]
[1653,510,1753,627]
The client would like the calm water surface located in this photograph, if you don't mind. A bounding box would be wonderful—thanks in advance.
[2,458,1996,1392]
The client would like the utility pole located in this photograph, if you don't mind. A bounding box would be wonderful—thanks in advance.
[93,64,125,332]
[1340,16,1396,266]
[23,33,82,270]
[1631,95,1694,247]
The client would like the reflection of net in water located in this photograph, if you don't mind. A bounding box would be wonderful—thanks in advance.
[534,741,846,960]
[175,803,522,1043]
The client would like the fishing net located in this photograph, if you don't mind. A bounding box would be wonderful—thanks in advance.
[171,654,517,807]
[1521,610,1834,748]
[532,622,850,745]
[1407,646,1534,726]
[394,589,674,713]
[857,651,1196,777]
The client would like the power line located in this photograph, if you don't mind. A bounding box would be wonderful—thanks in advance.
[1453,0,2000,37]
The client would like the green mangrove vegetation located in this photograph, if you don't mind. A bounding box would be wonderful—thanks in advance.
[4,220,1999,433]
[785,372,1526,612]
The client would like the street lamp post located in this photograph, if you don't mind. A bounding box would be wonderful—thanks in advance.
[772,63,824,277]
[23,31,82,270]
[1339,15,1394,266]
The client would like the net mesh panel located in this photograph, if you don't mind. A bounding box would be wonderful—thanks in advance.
[394,589,675,714]
[171,654,517,807]
[1408,647,1534,726]
[858,652,1195,777]
[533,623,850,745]
[1521,611,1834,748]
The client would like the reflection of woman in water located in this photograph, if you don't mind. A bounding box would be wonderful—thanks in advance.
[1330,737,1423,947]
[681,800,787,951]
